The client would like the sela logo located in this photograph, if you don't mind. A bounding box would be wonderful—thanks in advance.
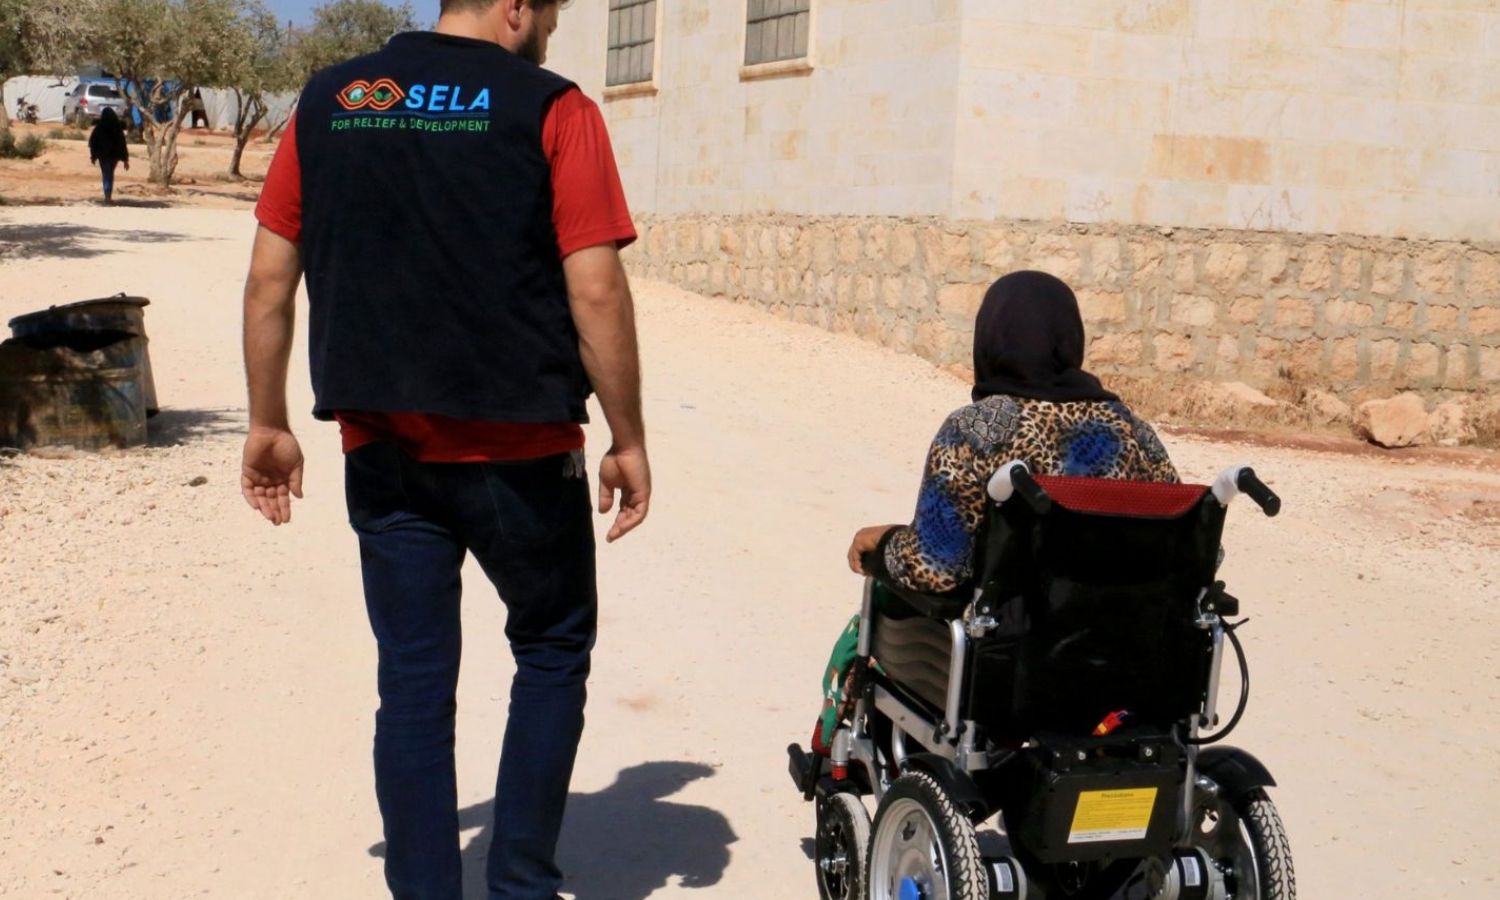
[337,78,405,111]
[336,78,492,113]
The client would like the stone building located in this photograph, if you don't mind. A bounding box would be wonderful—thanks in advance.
[547,0,1500,408]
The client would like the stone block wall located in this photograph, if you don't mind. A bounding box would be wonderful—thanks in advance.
[624,214,1500,401]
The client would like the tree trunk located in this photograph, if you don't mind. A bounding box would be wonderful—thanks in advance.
[229,89,247,177]
[230,110,266,178]
[263,99,298,143]
[141,91,191,187]
[0,68,11,139]
[228,89,268,178]
[158,109,188,186]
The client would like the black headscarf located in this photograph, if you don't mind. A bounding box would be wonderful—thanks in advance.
[971,270,1118,404]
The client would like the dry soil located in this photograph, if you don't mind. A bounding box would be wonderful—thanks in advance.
[0,206,1497,899]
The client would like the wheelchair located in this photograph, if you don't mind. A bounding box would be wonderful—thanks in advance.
[789,464,1295,900]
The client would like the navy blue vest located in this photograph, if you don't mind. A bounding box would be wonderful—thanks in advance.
[297,32,588,423]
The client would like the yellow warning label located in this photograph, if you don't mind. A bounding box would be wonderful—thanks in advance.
[1067,788,1158,844]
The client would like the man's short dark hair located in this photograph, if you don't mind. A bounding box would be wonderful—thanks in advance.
[439,0,564,13]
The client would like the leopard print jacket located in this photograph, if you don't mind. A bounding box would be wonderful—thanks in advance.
[882,395,1179,594]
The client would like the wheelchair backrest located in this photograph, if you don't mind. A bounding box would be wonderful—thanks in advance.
[968,476,1227,739]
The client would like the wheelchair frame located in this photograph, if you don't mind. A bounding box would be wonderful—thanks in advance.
[791,464,1290,900]
[841,573,1234,837]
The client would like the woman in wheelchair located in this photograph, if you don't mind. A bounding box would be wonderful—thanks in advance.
[847,269,1177,594]
[798,271,1295,900]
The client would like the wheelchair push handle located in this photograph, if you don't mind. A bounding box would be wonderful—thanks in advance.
[987,461,1053,514]
[1213,465,1281,517]
[1236,467,1281,517]
[1011,467,1054,514]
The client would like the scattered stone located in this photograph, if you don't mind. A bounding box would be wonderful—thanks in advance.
[1304,389,1352,425]
[1355,393,1431,448]
[186,476,208,487]
[1186,381,1285,419]
[1428,400,1475,447]
[29,445,80,460]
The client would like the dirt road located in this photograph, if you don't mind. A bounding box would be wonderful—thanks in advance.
[1,207,1497,899]
[0,122,274,207]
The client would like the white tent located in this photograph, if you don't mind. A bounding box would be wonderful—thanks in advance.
[4,76,297,132]
[3,76,79,123]
[195,88,300,133]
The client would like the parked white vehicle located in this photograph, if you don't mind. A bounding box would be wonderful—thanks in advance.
[62,82,128,125]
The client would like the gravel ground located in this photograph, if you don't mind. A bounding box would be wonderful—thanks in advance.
[1,206,1497,899]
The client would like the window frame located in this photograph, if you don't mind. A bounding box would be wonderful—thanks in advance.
[603,0,662,100]
[739,0,815,82]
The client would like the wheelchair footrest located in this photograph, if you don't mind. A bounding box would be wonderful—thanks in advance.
[787,743,821,800]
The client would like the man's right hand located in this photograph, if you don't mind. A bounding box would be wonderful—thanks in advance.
[598,445,650,542]
[241,426,305,526]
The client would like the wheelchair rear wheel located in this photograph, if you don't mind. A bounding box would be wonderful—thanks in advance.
[1192,787,1296,899]
[816,792,870,900]
[866,772,988,900]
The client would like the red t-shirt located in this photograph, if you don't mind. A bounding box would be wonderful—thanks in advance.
[254,87,636,462]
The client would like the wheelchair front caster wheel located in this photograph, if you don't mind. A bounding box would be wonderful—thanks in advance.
[815,791,870,900]
[866,772,987,900]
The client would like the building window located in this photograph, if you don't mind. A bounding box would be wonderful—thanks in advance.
[607,0,656,87]
[745,0,810,66]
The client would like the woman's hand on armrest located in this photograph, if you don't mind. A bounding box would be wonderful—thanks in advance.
[848,525,902,575]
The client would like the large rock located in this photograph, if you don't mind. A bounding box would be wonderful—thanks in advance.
[1186,381,1282,416]
[1428,400,1475,447]
[1355,393,1431,448]
[1303,389,1352,425]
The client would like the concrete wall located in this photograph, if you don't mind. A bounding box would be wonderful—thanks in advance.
[623,213,1500,398]
[952,0,1500,242]
[551,0,1500,243]
[547,0,966,217]
[545,2,1499,406]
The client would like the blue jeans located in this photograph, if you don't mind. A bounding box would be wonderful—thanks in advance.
[345,442,597,900]
[99,160,117,200]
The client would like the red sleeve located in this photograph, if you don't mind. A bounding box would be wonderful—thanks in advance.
[255,115,302,243]
[542,88,637,258]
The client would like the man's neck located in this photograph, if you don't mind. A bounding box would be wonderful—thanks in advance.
[434,13,505,46]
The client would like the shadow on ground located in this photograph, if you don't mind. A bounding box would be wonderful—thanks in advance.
[101,198,174,209]
[180,187,262,203]
[147,407,245,447]
[0,222,193,261]
[369,761,737,900]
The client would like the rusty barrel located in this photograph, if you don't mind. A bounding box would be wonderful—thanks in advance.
[0,339,147,450]
[7,295,158,415]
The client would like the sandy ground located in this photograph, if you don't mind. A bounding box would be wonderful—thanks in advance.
[1,122,274,208]
[0,205,1498,900]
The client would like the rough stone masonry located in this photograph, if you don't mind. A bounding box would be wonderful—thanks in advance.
[624,214,1500,414]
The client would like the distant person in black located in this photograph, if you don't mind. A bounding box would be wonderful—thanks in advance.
[87,108,129,204]
[188,88,208,129]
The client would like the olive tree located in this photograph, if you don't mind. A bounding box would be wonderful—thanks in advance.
[220,0,295,176]
[258,0,416,145]
[0,0,91,137]
[293,0,417,78]
[81,0,245,186]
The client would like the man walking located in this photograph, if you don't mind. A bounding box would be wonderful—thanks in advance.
[239,2,649,898]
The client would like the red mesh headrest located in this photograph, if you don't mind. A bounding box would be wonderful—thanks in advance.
[1032,476,1210,518]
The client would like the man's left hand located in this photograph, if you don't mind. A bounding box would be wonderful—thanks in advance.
[241,426,304,526]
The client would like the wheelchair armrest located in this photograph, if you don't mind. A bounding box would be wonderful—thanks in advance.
[875,578,970,620]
